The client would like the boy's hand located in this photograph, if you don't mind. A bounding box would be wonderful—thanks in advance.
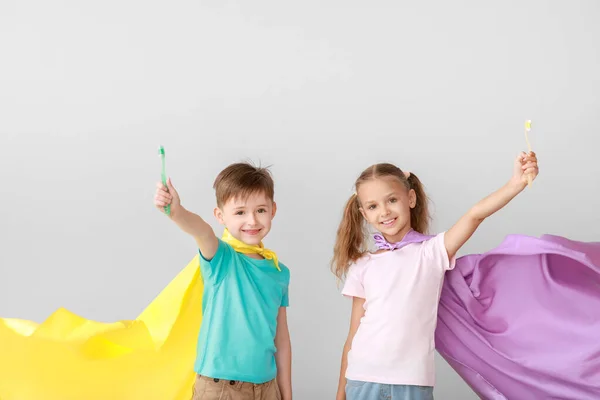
[154,178,181,216]
[153,178,216,256]
[512,151,539,187]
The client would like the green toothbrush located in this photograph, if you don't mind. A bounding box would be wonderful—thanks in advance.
[158,145,171,216]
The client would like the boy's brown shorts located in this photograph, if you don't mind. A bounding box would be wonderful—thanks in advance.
[191,374,282,400]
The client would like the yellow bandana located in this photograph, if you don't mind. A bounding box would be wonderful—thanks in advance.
[221,229,281,271]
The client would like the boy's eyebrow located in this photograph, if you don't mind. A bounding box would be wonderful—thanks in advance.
[232,204,269,210]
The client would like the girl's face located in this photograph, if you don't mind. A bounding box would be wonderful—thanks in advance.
[357,176,416,243]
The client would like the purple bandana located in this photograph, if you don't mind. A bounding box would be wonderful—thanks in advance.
[373,230,434,251]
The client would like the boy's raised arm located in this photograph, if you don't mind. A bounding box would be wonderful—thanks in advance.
[154,178,219,259]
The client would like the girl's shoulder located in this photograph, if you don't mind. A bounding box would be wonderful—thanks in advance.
[348,253,373,271]
[350,250,385,271]
[370,248,389,255]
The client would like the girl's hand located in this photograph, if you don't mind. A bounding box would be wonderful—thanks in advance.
[512,151,539,187]
[154,177,181,216]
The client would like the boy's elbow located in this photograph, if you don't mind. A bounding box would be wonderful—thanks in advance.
[194,222,216,241]
[276,333,292,350]
[275,328,291,349]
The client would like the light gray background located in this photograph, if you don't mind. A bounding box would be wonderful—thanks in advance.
[1,1,599,399]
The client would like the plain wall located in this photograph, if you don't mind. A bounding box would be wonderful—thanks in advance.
[1,1,599,398]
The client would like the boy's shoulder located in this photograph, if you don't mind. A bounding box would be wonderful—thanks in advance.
[267,260,290,288]
[277,260,291,277]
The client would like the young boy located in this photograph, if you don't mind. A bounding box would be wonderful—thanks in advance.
[154,162,292,400]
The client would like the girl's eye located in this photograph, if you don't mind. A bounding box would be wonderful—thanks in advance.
[368,205,376,210]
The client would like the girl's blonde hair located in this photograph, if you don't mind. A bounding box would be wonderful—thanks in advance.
[331,163,430,281]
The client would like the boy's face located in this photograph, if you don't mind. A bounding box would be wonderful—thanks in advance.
[214,191,276,246]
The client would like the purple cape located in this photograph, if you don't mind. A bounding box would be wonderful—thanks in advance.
[395,231,600,399]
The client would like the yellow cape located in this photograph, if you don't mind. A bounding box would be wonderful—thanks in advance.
[0,230,279,400]
[0,255,203,400]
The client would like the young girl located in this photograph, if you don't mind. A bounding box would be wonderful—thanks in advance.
[332,152,539,400]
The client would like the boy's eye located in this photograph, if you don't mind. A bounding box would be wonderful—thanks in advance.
[257,208,267,213]
[235,211,244,215]
[389,198,397,203]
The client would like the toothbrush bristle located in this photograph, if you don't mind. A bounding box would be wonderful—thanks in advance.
[158,146,165,156]
[525,120,532,130]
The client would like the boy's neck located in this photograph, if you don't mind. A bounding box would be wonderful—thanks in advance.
[222,229,268,258]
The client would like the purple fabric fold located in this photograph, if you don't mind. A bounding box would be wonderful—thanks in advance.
[375,231,600,399]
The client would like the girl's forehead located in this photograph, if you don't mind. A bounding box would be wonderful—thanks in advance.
[359,177,404,193]
[358,178,406,203]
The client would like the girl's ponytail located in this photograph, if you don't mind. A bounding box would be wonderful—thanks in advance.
[331,193,366,281]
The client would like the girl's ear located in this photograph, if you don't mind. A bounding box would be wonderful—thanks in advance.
[408,189,416,209]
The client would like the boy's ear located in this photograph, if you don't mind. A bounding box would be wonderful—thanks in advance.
[271,201,277,219]
[214,207,225,224]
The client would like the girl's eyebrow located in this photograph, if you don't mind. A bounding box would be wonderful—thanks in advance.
[364,192,399,204]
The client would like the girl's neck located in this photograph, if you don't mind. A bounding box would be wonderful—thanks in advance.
[382,225,413,244]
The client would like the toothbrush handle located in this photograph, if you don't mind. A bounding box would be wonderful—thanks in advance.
[524,131,533,187]
[161,155,171,215]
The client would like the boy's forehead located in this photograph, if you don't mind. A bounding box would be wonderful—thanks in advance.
[225,191,273,207]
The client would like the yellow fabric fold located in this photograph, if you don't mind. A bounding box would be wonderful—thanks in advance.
[0,255,203,400]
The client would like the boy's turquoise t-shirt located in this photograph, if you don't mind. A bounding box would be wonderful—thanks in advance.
[194,238,290,383]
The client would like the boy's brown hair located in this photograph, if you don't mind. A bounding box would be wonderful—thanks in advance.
[213,161,275,207]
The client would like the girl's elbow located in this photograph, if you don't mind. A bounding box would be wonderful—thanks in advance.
[466,208,486,223]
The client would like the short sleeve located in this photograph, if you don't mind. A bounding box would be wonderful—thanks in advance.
[341,258,368,299]
[277,262,291,307]
[198,238,233,283]
[281,285,289,307]
[422,232,456,271]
